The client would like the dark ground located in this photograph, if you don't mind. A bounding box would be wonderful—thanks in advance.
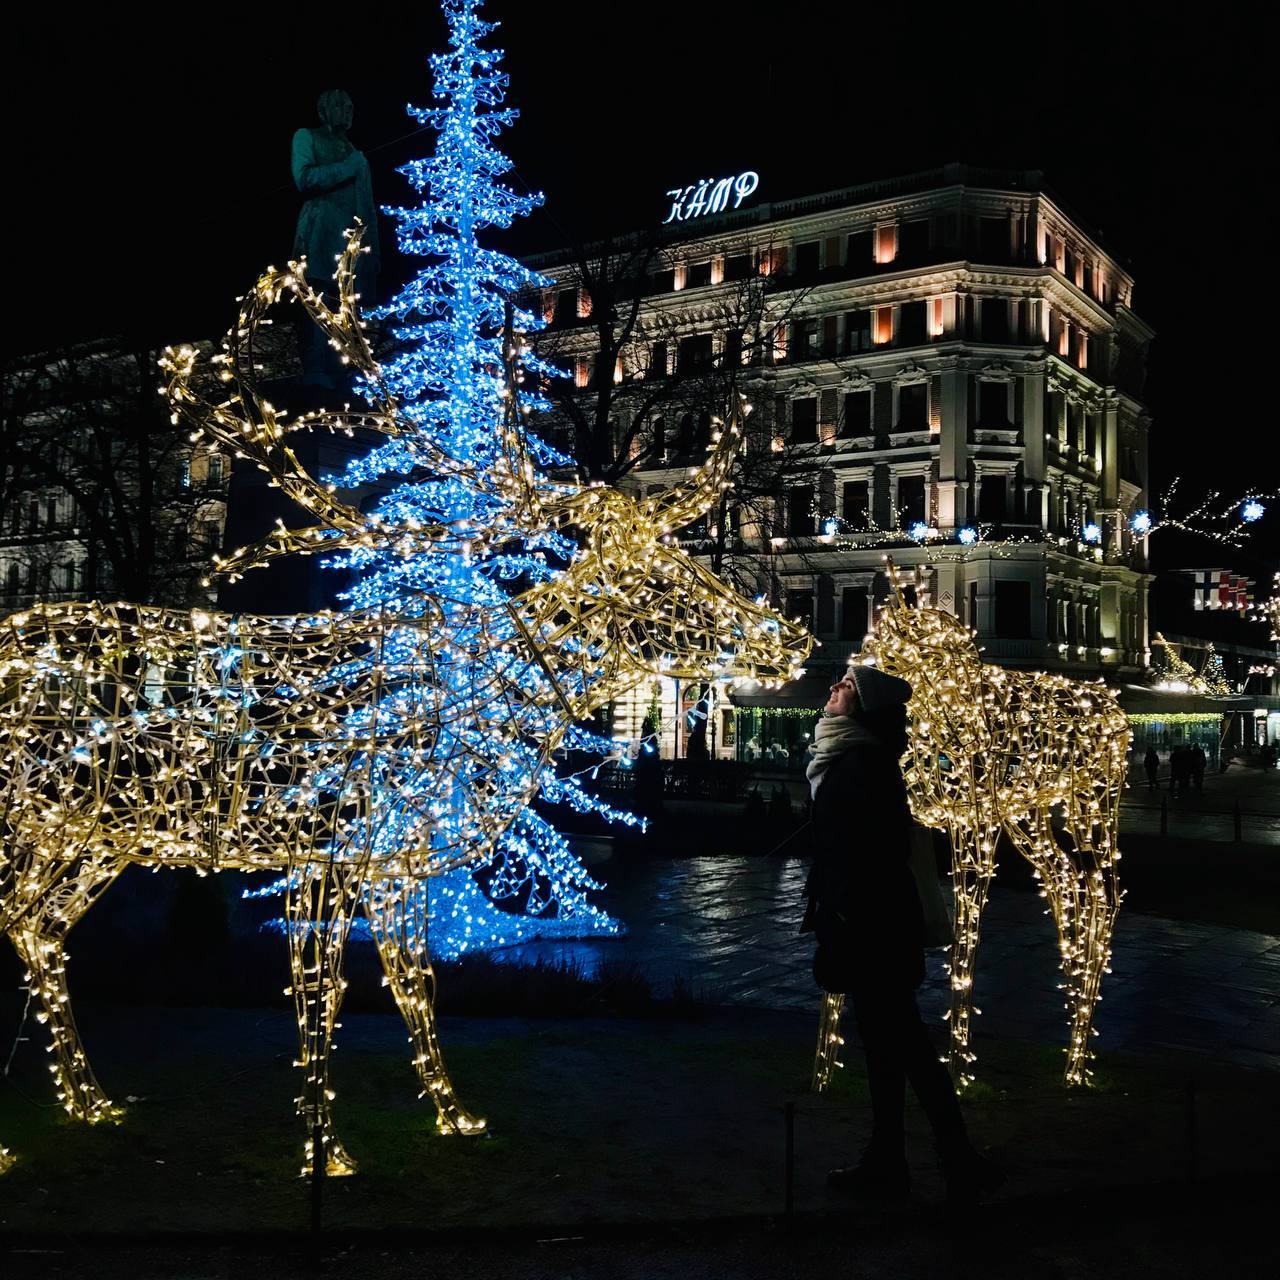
[5,1188,1278,1280]
[0,1003,1276,1276]
[1,768,1276,1275]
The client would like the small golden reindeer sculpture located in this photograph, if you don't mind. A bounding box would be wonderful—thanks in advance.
[814,569,1129,1092]
[0,230,811,1175]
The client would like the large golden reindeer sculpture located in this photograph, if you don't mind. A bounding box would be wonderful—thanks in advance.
[0,230,811,1176]
[813,569,1129,1093]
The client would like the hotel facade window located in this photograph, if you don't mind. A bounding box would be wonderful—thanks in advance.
[527,164,1153,755]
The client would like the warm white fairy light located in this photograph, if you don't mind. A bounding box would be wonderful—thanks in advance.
[0,247,809,1180]
[1146,480,1278,548]
[813,564,1129,1093]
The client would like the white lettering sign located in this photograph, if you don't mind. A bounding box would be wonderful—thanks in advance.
[663,171,759,224]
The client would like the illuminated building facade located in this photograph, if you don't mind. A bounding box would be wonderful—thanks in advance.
[0,340,228,613]
[530,164,1155,758]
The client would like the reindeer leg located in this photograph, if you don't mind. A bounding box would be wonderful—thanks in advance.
[811,992,846,1093]
[5,856,123,1133]
[287,864,358,1177]
[1009,805,1120,1087]
[10,924,122,1127]
[364,879,486,1136]
[944,821,999,1088]
[1053,804,1122,1088]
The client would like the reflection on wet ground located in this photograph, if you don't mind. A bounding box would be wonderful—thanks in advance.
[497,855,1280,1073]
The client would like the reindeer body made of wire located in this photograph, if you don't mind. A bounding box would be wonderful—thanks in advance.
[813,577,1128,1092]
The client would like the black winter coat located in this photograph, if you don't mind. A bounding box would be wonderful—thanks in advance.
[805,742,926,992]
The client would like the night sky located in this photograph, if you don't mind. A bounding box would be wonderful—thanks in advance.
[7,1,1272,580]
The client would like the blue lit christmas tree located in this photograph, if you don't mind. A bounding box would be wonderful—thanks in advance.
[325,0,631,956]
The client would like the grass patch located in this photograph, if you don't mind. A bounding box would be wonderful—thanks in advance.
[0,1006,1274,1237]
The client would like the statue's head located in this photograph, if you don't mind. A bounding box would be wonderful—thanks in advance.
[317,89,354,133]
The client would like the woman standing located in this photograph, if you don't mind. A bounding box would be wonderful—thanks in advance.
[804,664,1002,1202]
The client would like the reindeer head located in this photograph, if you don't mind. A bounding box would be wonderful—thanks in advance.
[508,401,812,715]
[864,573,985,687]
[162,231,810,710]
[859,567,999,823]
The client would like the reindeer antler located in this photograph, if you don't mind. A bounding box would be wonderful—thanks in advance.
[495,300,551,528]
[161,225,503,579]
[642,392,746,536]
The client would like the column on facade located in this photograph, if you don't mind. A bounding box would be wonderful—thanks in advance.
[974,560,995,637]
[935,359,967,529]
[1022,361,1047,530]
[1100,391,1122,557]
[932,560,960,620]
[1098,569,1125,665]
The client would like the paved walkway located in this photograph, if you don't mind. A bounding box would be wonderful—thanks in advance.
[503,856,1280,1073]
[1121,760,1280,844]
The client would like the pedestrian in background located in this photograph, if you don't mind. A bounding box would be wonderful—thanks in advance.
[803,665,1002,1203]
[1143,745,1161,790]
[1192,744,1207,792]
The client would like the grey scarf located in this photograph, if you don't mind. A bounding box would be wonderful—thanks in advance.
[805,714,878,799]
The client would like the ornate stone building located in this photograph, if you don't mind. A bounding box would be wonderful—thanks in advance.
[0,339,228,613]
[529,164,1155,759]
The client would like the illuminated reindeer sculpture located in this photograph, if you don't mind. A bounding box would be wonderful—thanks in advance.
[0,234,810,1175]
[813,570,1128,1093]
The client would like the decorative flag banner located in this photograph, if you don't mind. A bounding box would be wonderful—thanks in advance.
[1190,569,1229,610]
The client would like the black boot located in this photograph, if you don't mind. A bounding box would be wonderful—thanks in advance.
[937,1138,1005,1205]
[827,1148,910,1199]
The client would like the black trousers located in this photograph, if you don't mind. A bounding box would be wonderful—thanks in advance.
[849,978,966,1159]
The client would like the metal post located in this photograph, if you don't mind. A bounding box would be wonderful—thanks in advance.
[1186,1079,1198,1183]
[784,1100,795,1216]
[311,1121,324,1234]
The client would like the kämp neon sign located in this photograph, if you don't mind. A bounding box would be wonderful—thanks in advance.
[663,172,759,224]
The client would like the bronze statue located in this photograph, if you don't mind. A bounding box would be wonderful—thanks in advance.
[291,90,380,387]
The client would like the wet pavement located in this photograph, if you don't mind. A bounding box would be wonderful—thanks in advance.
[1120,761,1280,845]
[502,855,1280,1074]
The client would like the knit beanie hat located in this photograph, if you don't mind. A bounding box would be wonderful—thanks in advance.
[848,664,911,713]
